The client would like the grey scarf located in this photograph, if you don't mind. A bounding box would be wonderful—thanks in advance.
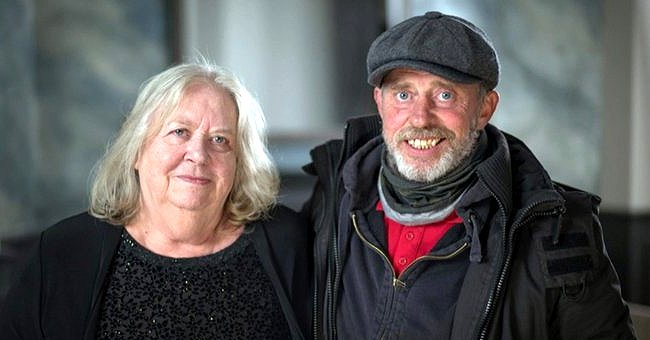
[379,131,488,225]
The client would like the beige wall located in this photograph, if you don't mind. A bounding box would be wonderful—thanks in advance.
[181,0,337,136]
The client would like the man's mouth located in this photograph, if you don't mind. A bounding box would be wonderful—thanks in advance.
[406,138,441,150]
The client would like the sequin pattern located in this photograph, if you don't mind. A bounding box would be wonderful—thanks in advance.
[96,231,291,339]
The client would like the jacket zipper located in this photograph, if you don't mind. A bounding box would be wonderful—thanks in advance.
[328,214,341,340]
[312,140,346,340]
[312,191,326,340]
[351,212,469,338]
[327,176,345,340]
[351,212,469,285]
[398,242,469,282]
[475,197,564,340]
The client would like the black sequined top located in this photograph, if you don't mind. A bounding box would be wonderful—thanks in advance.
[96,231,291,340]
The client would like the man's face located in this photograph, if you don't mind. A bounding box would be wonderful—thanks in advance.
[374,68,498,182]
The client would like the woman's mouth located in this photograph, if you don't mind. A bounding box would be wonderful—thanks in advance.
[178,175,211,185]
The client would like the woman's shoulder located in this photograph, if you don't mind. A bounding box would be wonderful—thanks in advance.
[250,204,309,245]
[43,211,118,238]
[266,204,307,229]
[39,211,122,256]
[266,204,304,222]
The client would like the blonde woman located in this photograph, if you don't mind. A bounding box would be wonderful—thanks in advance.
[1,61,310,340]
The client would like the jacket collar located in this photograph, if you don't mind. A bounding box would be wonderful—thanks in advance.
[467,124,564,225]
[341,135,383,212]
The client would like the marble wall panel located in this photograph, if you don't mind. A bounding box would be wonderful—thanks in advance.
[0,0,170,238]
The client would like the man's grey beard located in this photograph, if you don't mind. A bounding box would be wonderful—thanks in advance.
[385,129,481,183]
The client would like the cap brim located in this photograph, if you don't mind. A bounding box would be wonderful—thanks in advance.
[368,60,481,87]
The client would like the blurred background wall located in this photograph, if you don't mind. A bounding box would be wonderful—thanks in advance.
[1,0,648,312]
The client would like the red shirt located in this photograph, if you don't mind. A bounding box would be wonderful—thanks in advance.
[377,201,463,276]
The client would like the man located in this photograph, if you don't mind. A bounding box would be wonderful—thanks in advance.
[302,11,636,340]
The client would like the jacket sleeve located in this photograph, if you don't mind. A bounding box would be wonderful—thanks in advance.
[0,235,44,340]
[549,199,637,339]
[250,205,312,340]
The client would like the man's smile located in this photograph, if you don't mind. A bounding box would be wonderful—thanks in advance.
[406,138,442,150]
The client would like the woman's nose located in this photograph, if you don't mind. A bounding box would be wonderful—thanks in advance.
[184,135,209,164]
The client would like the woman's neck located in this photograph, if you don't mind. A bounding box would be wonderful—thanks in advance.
[125,208,243,258]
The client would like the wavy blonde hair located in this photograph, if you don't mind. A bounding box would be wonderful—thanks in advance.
[89,61,279,226]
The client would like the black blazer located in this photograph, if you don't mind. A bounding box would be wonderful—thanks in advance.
[0,206,311,340]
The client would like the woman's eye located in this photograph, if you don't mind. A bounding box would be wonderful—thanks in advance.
[210,135,233,152]
[172,128,187,136]
[396,91,410,101]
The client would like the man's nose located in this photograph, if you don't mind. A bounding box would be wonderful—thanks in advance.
[409,97,438,128]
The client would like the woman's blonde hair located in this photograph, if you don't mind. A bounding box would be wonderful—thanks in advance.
[89,61,279,226]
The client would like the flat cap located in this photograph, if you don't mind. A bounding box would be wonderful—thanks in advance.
[367,11,499,89]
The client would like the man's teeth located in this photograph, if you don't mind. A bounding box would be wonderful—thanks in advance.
[407,138,439,150]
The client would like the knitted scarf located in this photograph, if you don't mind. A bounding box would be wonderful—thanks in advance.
[379,131,488,225]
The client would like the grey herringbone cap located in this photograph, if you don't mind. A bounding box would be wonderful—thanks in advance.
[367,11,499,89]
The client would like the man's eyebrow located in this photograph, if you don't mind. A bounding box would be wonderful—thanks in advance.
[383,80,413,90]
[384,79,455,90]
[430,79,454,87]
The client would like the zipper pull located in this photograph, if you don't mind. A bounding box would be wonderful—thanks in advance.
[469,213,483,263]
[392,277,406,288]
[552,206,567,245]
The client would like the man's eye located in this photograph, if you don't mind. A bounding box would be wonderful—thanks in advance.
[211,136,226,144]
[438,91,454,101]
[396,91,410,101]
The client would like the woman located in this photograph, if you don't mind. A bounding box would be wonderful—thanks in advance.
[0,61,310,339]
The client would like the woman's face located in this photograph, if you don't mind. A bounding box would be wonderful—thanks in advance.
[135,83,238,217]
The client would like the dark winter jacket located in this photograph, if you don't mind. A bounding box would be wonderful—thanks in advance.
[302,114,636,340]
[0,206,311,340]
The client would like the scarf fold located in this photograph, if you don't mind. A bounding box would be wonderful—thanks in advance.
[379,131,488,225]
